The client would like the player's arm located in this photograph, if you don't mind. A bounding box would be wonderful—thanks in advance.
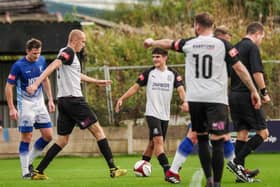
[80,73,112,86]
[253,72,270,103]
[144,38,173,49]
[177,86,189,112]
[5,82,18,120]
[115,83,140,113]
[42,77,55,113]
[232,62,261,109]
[27,59,62,95]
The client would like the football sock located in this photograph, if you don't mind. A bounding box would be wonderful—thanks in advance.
[234,135,263,165]
[36,143,62,173]
[97,138,116,169]
[157,153,170,174]
[197,135,212,178]
[29,137,50,165]
[170,137,193,174]
[19,141,30,176]
[211,139,224,183]
[224,140,235,161]
[235,140,246,166]
[142,155,151,162]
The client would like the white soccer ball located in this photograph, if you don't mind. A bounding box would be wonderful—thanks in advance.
[133,160,152,177]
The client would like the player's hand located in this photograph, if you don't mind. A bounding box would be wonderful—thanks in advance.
[9,108,18,121]
[251,91,261,109]
[95,79,112,87]
[144,38,154,48]
[48,100,55,113]
[181,101,189,112]
[261,94,271,104]
[115,99,123,113]
[26,84,38,95]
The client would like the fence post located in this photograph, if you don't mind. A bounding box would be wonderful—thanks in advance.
[103,65,115,124]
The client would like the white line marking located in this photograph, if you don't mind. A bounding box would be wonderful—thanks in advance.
[189,168,203,187]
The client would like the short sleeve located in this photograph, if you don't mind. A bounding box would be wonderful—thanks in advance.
[57,47,75,65]
[221,39,240,66]
[7,63,20,85]
[171,38,193,53]
[249,45,263,73]
[168,68,184,88]
[136,68,153,87]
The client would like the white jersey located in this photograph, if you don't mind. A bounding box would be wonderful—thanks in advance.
[56,47,83,98]
[172,35,239,105]
[136,66,183,121]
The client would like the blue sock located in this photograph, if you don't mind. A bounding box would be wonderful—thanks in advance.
[19,141,29,155]
[34,137,49,150]
[178,137,193,156]
[224,140,235,160]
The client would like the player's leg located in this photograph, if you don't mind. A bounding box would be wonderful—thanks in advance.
[19,132,32,179]
[166,126,196,184]
[223,133,235,162]
[142,140,154,162]
[18,100,36,179]
[146,116,170,175]
[188,102,214,186]
[169,125,196,174]
[29,107,53,171]
[88,122,127,177]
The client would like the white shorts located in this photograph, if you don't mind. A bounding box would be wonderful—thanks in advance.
[18,97,52,132]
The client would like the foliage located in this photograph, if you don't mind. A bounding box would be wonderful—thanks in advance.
[81,0,280,125]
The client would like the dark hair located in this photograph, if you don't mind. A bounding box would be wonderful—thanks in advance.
[195,12,214,28]
[246,22,264,34]
[214,26,231,37]
[25,38,42,51]
[152,48,168,56]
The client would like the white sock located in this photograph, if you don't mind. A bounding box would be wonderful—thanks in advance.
[28,147,43,165]
[225,152,235,162]
[170,151,187,174]
[20,153,29,176]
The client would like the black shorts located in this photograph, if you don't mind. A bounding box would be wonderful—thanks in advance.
[146,116,168,140]
[188,102,229,135]
[229,91,267,131]
[57,97,98,135]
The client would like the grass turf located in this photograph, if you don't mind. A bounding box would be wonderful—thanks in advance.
[0,154,279,187]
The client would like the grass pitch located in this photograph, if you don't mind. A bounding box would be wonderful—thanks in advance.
[0,154,279,187]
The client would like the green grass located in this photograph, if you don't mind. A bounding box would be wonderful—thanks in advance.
[0,154,279,187]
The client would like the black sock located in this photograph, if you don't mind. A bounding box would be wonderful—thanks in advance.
[142,155,151,162]
[235,140,246,166]
[157,153,170,174]
[235,135,264,165]
[211,139,224,183]
[97,138,116,169]
[36,143,62,173]
[197,135,212,178]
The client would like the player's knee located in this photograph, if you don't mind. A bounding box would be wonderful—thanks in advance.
[152,136,164,145]
[178,137,193,155]
[258,129,269,140]
[43,134,53,142]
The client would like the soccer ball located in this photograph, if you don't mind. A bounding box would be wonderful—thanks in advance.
[133,160,152,177]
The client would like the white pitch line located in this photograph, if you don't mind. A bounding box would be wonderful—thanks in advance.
[189,168,203,187]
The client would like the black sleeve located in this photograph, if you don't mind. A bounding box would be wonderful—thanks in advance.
[171,37,194,53]
[57,47,75,65]
[136,67,154,87]
[221,39,240,66]
[168,67,184,88]
[249,45,264,73]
